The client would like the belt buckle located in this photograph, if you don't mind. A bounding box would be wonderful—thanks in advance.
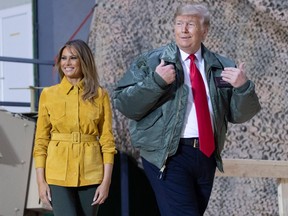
[72,132,81,143]
[192,139,199,148]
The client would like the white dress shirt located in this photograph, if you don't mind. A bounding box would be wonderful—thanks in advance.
[179,48,214,138]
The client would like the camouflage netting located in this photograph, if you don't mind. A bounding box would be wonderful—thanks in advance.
[88,0,288,215]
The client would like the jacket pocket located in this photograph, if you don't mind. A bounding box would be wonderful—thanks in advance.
[130,108,165,151]
[46,142,68,180]
[49,102,66,120]
[82,103,100,123]
[83,142,103,180]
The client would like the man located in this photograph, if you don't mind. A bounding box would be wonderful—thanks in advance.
[113,3,261,216]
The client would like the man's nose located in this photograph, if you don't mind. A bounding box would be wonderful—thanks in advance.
[181,24,188,33]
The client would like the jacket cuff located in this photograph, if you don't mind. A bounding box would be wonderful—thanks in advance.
[234,80,250,93]
[34,157,46,168]
[103,152,115,164]
[153,72,169,89]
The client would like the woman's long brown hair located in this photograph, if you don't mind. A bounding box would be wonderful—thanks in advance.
[55,39,100,102]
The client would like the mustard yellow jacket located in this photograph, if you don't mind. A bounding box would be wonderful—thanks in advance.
[33,77,116,187]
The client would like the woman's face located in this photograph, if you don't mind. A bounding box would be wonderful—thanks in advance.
[60,47,83,84]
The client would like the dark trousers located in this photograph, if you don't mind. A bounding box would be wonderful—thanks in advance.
[142,140,216,216]
[49,184,99,216]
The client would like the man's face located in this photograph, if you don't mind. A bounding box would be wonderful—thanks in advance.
[174,15,208,54]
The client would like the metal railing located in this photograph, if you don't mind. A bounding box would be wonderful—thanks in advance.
[0,56,54,111]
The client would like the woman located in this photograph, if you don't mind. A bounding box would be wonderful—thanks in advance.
[33,39,117,216]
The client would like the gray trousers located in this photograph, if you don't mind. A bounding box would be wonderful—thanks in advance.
[49,184,99,216]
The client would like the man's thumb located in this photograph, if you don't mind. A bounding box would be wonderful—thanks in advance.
[159,59,165,66]
[239,62,245,71]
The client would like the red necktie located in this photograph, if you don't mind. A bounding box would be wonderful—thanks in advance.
[189,54,215,157]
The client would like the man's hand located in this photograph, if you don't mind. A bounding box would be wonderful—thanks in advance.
[221,62,248,88]
[155,59,176,84]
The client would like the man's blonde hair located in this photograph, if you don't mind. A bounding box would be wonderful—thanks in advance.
[174,3,211,27]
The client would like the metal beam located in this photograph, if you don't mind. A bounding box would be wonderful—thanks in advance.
[0,101,30,107]
[0,56,54,65]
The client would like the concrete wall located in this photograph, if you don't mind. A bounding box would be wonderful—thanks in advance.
[36,0,96,87]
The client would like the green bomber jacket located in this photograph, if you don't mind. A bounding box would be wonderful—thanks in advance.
[113,42,261,173]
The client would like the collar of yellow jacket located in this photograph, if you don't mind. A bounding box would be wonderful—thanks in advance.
[60,76,84,95]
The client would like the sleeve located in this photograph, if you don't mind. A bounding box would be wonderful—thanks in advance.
[113,54,169,121]
[98,89,117,164]
[215,53,261,123]
[33,88,51,168]
[228,80,261,123]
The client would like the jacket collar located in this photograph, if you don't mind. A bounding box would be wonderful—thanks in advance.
[201,44,223,70]
[160,41,223,71]
[160,42,179,64]
[160,42,223,75]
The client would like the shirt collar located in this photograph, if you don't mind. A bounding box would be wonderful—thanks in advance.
[60,76,84,94]
[179,47,202,62]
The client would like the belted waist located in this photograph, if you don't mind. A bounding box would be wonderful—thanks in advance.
[179,138,199,148]
[51,132,98,143]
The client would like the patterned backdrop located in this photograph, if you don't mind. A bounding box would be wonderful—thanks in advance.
[88,0,288,215]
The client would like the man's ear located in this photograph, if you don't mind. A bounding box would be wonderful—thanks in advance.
[202,26,209,40]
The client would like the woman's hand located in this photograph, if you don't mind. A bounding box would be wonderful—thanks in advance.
[91,180,110,205]
[36,168,52,210]
[91,163,113,206]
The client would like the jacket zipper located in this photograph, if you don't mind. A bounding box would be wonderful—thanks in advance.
[158,77,184,180]
[158,154,168,180]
